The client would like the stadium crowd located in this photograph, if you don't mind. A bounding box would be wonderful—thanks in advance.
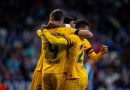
[0,0,129,89]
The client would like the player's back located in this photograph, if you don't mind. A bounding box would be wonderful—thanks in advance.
[67,35,88,79]
[37,27,75,74]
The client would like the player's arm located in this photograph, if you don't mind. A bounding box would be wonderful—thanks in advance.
[84,40,108,62]
[47,21,93,38]
[43,30,69,45]
[87,51,104,62]
[75,29,93,38]
[87,45,108,62]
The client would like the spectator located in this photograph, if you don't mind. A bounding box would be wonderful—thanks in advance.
[0,80,8,90]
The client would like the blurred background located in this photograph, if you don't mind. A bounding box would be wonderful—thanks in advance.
[0,0,129,90]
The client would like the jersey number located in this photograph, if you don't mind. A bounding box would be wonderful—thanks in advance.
[78,44,84,63]
[48,42,58,59]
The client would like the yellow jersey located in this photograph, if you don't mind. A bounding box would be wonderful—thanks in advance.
[41,31,104,79]
[67,35,88,79]
[35,54,44,71]
[83,39,104,62]
[83,39,93,54]
[35,31,45,71]
[36,27,76,73]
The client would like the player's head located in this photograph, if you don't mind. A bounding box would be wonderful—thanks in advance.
[64,16,75,28]
[50,9,64,23]
[64,16,74,24]
[75,19,89,30]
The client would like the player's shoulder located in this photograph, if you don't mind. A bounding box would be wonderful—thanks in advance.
[65,27,76,34]
[65,27,76,30]
[56,27,76,35]
[68,34,80,41]
[56,27,74,30]
[83,39,89,42]
[83,39,91,45]
[57,27,75,30]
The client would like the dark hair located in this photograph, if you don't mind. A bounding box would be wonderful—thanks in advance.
[75,19,89,29]
[64,16,74,24]
[51,10,64,21]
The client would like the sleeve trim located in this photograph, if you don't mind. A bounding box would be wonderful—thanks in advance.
[86,47,93,54]
[64,36,71,45]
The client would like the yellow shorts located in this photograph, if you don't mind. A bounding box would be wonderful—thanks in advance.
[63,77,88,90]
[30,70,42,90]
[42,73,66,90]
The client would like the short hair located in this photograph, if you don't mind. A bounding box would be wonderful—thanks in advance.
[75,19,89,29]
[64,16,74,24]
[51,10,64,21]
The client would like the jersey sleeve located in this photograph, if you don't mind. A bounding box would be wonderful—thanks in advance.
[43,30,69,45]
[67,35,79,44]
[43,28,79,46]
[83,39,93,54]
[88,52,104,62]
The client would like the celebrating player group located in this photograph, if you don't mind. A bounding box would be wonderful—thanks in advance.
[30,9,108,90]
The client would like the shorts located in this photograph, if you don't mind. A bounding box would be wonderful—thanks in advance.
[42,73,66,90]
[63,77,88,90]
[30,70,42,90]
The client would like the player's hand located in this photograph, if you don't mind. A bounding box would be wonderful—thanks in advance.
[100,45,108,54]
